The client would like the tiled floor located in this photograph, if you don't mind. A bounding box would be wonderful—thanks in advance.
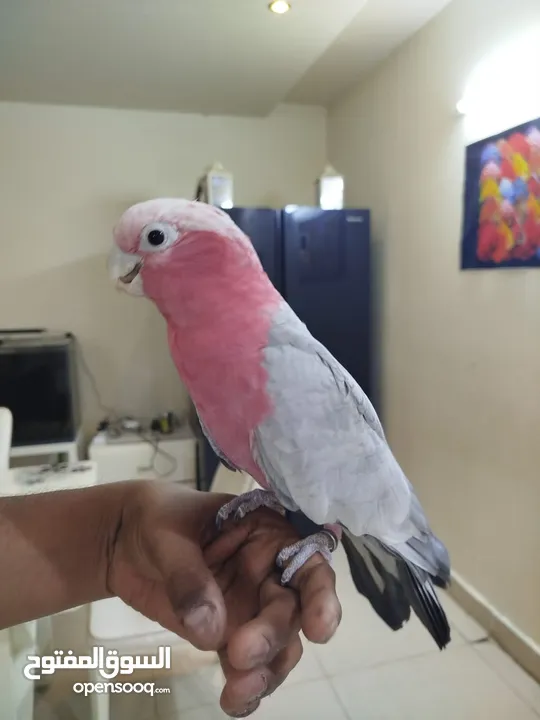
[36,546,540,720]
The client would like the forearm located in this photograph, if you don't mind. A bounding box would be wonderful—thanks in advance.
[0,481,132,629]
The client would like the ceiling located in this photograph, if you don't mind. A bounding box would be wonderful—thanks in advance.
[0,0,452,117]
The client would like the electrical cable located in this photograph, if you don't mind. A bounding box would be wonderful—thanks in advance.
[76,339,179,478]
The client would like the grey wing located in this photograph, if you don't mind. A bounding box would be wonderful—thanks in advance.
[194,406,238,473]
[251,306,413,541]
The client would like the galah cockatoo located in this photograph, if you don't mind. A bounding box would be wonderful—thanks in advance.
[109,198,451,649]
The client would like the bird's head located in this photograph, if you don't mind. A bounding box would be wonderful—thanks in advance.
[109,198,259,298]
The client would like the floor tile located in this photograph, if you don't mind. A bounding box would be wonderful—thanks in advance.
[168,706,228,720]
[313,606,443,677]
[251,678,347,720]
[281,638,325,689]
[34,695,64,720]
[35,688,92,720]
[155,663,224,716]
[332,643,538,720]
[440,591,488,643]
[108,688,157,720]
[474,640,540,715]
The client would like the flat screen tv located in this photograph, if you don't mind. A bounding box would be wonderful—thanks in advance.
[0,330,81,447]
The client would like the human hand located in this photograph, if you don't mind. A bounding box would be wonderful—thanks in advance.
[107,481,341,717]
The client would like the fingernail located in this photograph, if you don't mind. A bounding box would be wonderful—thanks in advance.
[184,603,216,634]
[247,637,271,667]
[318,600,342,643]
[256,674,268,698]
[324,621,339,643]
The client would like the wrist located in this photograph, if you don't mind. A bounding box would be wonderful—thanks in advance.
[103,479,153,596]
[0,481,143,628]
[61,480,135,606]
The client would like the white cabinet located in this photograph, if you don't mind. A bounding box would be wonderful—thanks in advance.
[88,427,197,486]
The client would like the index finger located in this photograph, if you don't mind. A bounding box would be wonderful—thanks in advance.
[288,555,342,644]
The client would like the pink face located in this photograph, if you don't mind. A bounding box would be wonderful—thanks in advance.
[109,198,257,296]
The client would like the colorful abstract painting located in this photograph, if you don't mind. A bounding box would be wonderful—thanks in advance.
[461,118,540,269]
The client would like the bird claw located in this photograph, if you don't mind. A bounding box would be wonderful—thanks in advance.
[216,494,338,586]
[216,489,285,529]
[278,531,338,586]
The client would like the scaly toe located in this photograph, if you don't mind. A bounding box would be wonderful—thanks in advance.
[215,490,284,530]
[216,510,229,529]
[234,507,247,521]
[276,541,303,568]
[277,532,337,584]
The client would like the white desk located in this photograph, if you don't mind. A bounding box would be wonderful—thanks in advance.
[0,462,98,498]
[89,428,197,485]
[9,429,84,467]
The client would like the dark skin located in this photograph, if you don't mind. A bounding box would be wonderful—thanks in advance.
[0,480,341,718]
[109,482,342,716]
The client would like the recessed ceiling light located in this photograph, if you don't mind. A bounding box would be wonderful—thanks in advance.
[269,1,291,14]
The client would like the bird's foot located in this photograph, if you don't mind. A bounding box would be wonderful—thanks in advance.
[216,489,285,529]
[277,531,338,586]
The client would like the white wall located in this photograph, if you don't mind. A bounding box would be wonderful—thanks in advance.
[0,101,326,435]
[329,0,540,643]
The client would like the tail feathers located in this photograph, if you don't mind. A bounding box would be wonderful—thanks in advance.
[400,534,451,588]
[405,492,451,588]
[341,532,411,631]
[342,530,451,650]
[397,558,451,650]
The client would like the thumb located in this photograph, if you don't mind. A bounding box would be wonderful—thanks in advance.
[154,529,227,651]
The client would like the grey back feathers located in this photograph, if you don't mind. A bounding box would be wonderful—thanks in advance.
[252,302,452,649]
[252,303,419,541]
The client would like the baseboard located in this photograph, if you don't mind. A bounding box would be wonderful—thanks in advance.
[449,571,540,683]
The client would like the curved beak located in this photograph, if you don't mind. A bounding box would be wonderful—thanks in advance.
[108,247,145,296]
[118,259,143,284]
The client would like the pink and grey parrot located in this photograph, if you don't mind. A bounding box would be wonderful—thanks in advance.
[109,198,451,649]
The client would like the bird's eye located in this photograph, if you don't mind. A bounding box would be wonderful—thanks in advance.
[139,222,178,253]
[148,229,165,246]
